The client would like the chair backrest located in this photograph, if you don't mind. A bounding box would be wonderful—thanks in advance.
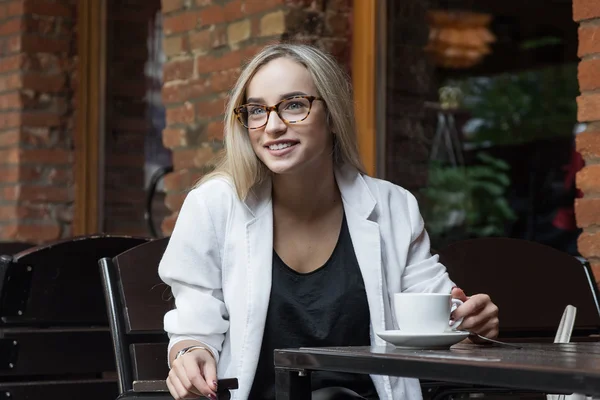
[0,235,149,326]
[438,237,600,339]
[112,237,173,334]
[99,237,171,393]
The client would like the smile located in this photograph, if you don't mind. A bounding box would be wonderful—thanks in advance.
[268,143,293,150]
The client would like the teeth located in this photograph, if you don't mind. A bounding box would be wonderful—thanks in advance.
[269,143,293,150]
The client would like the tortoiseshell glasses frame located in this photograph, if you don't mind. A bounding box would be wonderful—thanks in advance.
[233,95,324,130]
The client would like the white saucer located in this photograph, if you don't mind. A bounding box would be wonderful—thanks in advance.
[376,330,469,349]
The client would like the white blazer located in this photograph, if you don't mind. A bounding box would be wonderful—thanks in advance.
[159,164,456,399]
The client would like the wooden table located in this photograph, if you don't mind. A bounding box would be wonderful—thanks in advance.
[274,342,600,399]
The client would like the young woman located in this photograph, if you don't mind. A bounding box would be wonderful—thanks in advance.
[159,43,499,400]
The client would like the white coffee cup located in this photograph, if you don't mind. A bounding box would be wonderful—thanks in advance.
[393,293,464,334]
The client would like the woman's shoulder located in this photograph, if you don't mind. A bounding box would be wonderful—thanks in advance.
[184,176,240,214]
[361,174,415,204]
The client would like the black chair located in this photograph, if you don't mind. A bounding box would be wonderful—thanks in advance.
[99,238,238,399]
[0,235,150,400]
[438,237,600,340]
[422,237,600,400]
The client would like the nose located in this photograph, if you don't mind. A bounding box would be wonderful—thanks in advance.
[264,110,286,136]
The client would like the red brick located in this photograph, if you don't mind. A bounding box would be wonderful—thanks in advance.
[162,0,185,13]
[0,112,20,130]
[188,29,211,53]
[0,166,19,182]
[575,198,600,228]
[0,18,24,35]
[48,168,73,184]
[24,53,63,73]
[223,0,245,20]
[195,146,217,167]
[162,79,210,104]
[576,130,600,158]
[163,127,188,148]
[0,73,22,91]
[6,1,25,17]
[24,1,74,17]
[163,11,199,35]
[161,211,178,235]
[578,59,600,91]
[20,148,71,165]
[0,92,23,110]
[21,111,61,127]
[577,165,600,194]
[0,129,19,147]
[198,5,228,25]
[165,193,186,211]
[245,0,283,14]
[578,24,600,58]
[21,34,69,53]
[4,223,61,243]
[0,35,22,55]
[0,165,42,182]
[19,185,71,203]
[195,97,226,119]
[0,205,49,220]
[579,231,600,258]
[166,102,195,125]
[173,148,197,170]
[207,120,224,140]
[163,58,194,82]
[196,45,260,74]
[210,68,240,92]
[0,54,24,73]
[573,0,600,22]
[577,93,600,122]
[0,185,19,201]
[163,169,192,192]
[22,73,66,92]
[212,25,227,49]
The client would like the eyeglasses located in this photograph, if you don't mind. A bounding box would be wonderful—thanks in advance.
[233,95,324,130]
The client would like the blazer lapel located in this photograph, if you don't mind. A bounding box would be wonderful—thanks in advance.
[240,179,274,389]
[336,166,387,344]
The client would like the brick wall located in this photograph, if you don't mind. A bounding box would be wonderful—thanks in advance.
[0,0,76,243]
[573,0,600,280]
[160,0,352,234]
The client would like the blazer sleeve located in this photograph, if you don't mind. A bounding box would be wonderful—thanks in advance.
[158,182,230,364]
[400,189,456,294]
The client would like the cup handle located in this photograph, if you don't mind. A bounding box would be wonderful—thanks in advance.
[449,298,464,331]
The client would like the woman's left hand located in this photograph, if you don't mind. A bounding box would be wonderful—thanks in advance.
[451,287,499,342]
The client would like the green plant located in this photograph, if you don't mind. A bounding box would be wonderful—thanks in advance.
[421,153,516,248]
[449,64,578,146]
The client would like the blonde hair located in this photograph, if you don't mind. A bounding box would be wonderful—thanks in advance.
[198,43,366,199]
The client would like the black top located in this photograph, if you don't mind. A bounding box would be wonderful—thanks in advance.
[249,214,378,399]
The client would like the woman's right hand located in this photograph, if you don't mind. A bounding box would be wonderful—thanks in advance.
[167,349,218,400]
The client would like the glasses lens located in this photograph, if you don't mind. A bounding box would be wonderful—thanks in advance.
[239,105,267,128]
[278,97,311,123]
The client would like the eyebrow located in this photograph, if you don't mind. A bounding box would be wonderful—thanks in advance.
[246,91,309,104]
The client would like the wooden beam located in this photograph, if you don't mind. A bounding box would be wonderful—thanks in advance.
[74,0,106,235]
[352,0,377,176]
